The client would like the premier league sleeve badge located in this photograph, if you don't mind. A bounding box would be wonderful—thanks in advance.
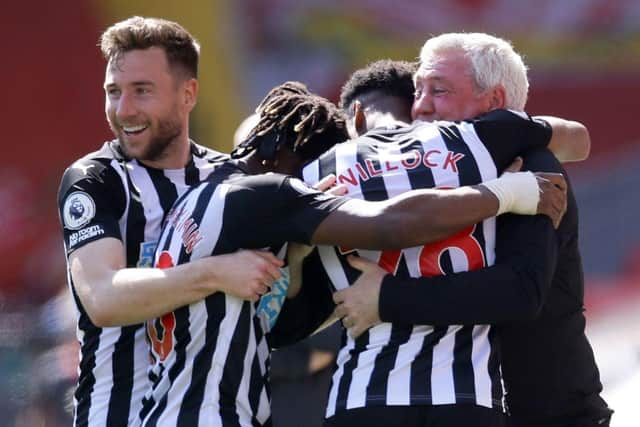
[63,191,96,230]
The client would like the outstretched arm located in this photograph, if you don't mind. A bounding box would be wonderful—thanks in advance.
[311,170,566,250]
[70,238,283,327]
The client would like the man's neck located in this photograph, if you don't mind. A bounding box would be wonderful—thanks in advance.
[235,152,270,175]
[139,136,192,170]
[366,111,408,132]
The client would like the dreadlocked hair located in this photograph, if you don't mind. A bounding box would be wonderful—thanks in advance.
[253,81,310,113]
[231,82,349,162]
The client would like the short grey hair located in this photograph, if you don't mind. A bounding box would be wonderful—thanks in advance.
[418,33,529,110]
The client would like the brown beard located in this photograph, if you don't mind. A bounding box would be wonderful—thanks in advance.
[116,116,183,163]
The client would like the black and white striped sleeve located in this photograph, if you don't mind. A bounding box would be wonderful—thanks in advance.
[57,159,125,254]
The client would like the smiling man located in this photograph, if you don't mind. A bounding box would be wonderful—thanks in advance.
[57,17,283,426]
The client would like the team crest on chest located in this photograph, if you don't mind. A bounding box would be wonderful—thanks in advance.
[63,191,96,230]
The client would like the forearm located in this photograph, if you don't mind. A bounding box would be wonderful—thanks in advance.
[75,258,216,327]
[536,116,590,162]
[379,214,557,325]
[314,185,498,250]
[380,264,540,325]
[381,185,500,246]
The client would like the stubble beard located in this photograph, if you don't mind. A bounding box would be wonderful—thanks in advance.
[113,115,183,163]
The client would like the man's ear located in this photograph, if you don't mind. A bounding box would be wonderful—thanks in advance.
[488,85,506,110]
[184,78,198,112]
[353,100,368,136]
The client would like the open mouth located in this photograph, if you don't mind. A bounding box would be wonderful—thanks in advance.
[122,124,148,136]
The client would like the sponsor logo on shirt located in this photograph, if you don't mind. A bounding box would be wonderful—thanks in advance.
[63,191,96,230]
[138,241,158,267]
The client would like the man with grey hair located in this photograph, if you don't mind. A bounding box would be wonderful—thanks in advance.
[335,33,612,427]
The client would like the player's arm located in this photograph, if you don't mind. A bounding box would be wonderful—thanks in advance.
[334,211,556,337]
[535,115,590,162]
[334,148,561,336]
[59,161,282,327]
[310,169,566,249]
[69,239,283,327]
[376,214,556,325]
[474,109,589,165]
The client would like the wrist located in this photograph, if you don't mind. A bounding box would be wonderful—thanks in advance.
[481,171,539,215]
[189,257,219,295]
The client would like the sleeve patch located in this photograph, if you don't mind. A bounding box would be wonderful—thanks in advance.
[62,191,96,230]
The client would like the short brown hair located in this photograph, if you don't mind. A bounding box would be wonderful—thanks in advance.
[100,16,200,79]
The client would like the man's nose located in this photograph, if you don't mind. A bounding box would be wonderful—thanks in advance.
[116,91,137,120]
[411,92,433,121]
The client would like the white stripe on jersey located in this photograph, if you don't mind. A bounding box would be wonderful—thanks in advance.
[430,325,457,405]
[377,142,413,198]
[145,183,230,426]
[302,159,320,187]
[455,122,498,266]
[317,245,350,291]
[110,158,132,252]
[471,325,493,408]
[303,123,503,418]
[193,155,218,182]
[66,143,224,427]
[385,329,428,406]
[345,327,390,410]
[144,183,271,426]
[325,338,355,418]
[129,160,165,243]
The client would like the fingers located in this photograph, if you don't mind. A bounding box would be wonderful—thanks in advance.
[341,315,354,329]
[313,174,337,192]
[333,301,347,318]
[535,172,567,192]
[346,255,367,272]
[333,289,346,305]
[337,311,366,339]
[312,174,348,195]
[536,177,567,227]
[252,250,284,268]
[249,250,284,283]
[505,156,523,173]
[326,184,348,196]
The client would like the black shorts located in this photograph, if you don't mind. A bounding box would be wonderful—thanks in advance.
[324,404,508,427]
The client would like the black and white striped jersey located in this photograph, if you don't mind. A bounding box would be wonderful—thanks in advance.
[139,162,347,427]
[57,140,226,427]
[301,109,552,418]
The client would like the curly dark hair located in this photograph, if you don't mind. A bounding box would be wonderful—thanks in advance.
[231,81,349,162]
[100,16,199,79]
[339,59,418,114]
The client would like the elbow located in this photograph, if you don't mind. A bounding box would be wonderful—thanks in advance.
[574,124,591,161]
[79,292,119,327]
[85,302,117,328]
[580,131,591,161]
